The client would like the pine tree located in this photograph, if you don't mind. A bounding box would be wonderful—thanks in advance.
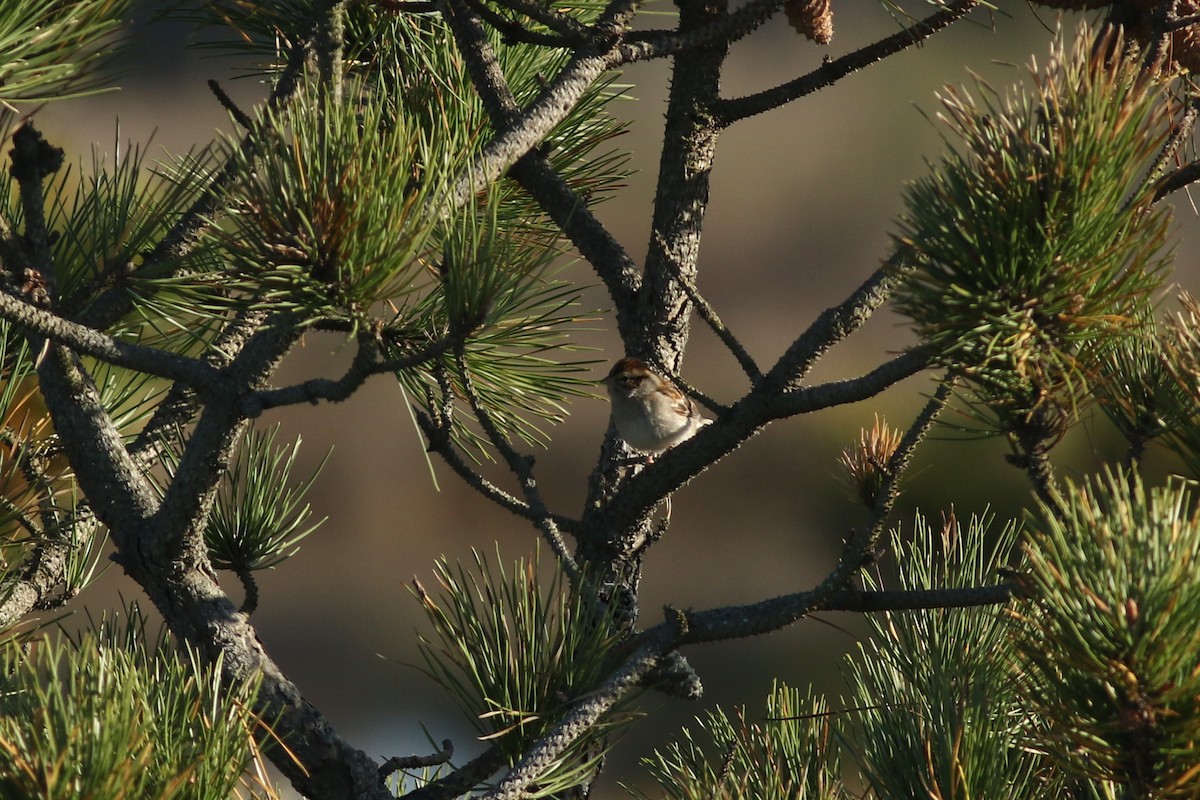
[0,1,1199,799]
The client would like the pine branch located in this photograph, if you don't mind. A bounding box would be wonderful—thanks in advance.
[14,123,391,796]
[1138,92,1199,204]
[67,29,312,329]
[630,0,729,373]
[245,333,457,414]
[444,0,640,211]
[440,0,640,337]
[764,248,914,391]
[489,0,595,40]
[400,745,507,800]
[414,407,580,534]
[9,124,63,302]
[631,561,1017,651]
[479,627,673,800]
[713,0,980,125]
[0,290,222,389]
[1140,0,1179,71]
[848,377,955,564]
[380,739,454,777]
[664,244,761,382]
[312,0,347,105]
[207,78,254,130]
[454,349,580,578]
[127,309,270,471]
[1153,158,1200,198]
[594,348,930,534]
[461,0,578,48]
[614,0,787,64]
[471,559,1018,798]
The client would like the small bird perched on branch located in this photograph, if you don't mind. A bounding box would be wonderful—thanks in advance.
[603,357,710,457]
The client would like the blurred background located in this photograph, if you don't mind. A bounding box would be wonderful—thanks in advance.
[30,2,1199,797]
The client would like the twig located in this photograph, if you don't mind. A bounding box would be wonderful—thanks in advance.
[672,375,727,416]
[245,333,457,415]
[1141,0,1179,72]
[208,79,254,130]
[860,377,954,557]
[461,0,578,47]
[823,582,1023,612]
[400,745,508,800]
[666,250,760,382]
[453,349,581,580]
[315,0,347,105]
[1153,158,1200,199]
[488,0,595,40]
[1007,439,1063,516]
[235,563,259,614]
[379,739,454,777]
[414,408,580,534]
[713,0,979,125]
[763,247,914,391]
[1169,11,1200,29]
[9,124,63,303]
[669,580,1021,646]
[1136,91,1200,209]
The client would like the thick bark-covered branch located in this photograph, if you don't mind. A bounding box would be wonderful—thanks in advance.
[446,52,611,209]
[479,627,672,800]
[0,291,222,389]
[632,0,730,371]
[445,0,640,210]
[11,119,394,800]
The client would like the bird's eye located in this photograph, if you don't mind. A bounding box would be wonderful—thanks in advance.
[621,376,641,388]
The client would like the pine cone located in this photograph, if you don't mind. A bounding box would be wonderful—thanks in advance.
[1171,0,1200,72]
[784,0,833,44]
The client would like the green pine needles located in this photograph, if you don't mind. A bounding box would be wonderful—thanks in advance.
[0,0,132,104]
[1093,293,1200,464]
[628,484,1200,800]
[412,549,635,797]
[893,28,1175,439]
[0,609,278,799]
[628,682,844,800]
[202,424,327,575]
[844,513,1038,800]
[143,7,625,455]
[200,84,453,327]
[1016,470,1200,797]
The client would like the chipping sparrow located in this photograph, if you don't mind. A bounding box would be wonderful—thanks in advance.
[603,357,710,456]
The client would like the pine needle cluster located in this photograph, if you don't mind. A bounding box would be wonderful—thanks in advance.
[0,609,278,799]
[893,29,1174,441]
[412,549,635,797]
[1015,471,1200,796]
